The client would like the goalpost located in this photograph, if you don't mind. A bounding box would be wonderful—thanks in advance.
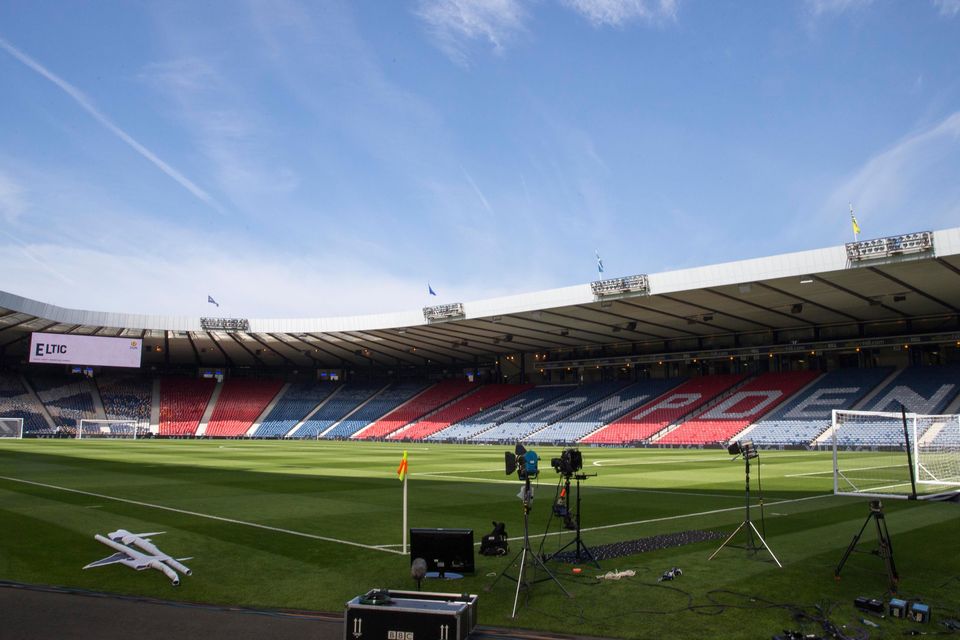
[832,409,960,500]
[0,417,24,439]
[77,419,145,440]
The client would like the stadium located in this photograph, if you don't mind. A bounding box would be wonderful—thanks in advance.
[2,227,959,639]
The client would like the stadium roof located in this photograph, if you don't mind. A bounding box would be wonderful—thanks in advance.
[2,228,959,370]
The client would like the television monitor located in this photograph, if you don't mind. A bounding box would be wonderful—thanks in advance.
[409,528,475,579]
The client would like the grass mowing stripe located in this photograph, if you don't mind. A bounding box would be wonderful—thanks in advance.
[0,475,404,556]
[528,492,836,541]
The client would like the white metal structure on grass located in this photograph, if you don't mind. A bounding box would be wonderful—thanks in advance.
[0,417,23,438]
[78,419,143,439]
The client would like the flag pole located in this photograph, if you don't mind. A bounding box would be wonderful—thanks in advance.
[402,472,408,555]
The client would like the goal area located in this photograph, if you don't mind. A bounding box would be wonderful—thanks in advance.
[832,409,960,500]
[0,417,24,438]
[77,419,146,439]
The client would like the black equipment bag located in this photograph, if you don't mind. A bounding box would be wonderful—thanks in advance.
[479,521,509,556]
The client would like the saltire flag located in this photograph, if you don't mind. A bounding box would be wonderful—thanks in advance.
[596,250,604,275]
[397,450,408,482]
[428,283,437,296]
[849,203,861,236]
[207,295,220,307]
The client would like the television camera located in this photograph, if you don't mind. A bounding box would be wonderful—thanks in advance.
[550,448,583,477]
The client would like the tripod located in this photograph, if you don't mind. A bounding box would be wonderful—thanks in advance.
[835,500,899,592]
[540,473,600,568]
[709,453,782,567]
[487,476,572,618]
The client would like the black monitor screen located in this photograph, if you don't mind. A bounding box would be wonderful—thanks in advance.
[409,528,474,576]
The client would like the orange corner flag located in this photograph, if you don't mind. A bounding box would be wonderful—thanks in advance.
[397,450,408,482]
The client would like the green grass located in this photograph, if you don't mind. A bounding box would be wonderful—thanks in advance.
[1,440,957,639]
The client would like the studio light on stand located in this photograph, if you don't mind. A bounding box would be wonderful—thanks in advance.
[709,439,782,567]
[488,444,572,618]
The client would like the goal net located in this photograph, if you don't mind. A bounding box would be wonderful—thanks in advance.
[0,417,24,438]
[77,419,144,439]
[832,410,960,500]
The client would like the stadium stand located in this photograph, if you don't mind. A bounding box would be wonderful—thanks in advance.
[582,374,745,444]
[289,382,385,439]
[204,380,285,437]
[324,381,431,439]
[352,379,475,440]
[159,377,216,436]
[656,371,821,445]
[30,375,98,433]
[527,377,686,444]
[0,372,51,435]
[476,381,630,443]
[389,383,532,441]
[746,368,893,446]
[862,365,960,414]
[97,374,152,423]
[251,382,337,438]
[427,385,576,442]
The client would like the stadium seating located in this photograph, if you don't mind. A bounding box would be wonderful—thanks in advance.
[353,380,475,440]
[159,377,216,436]
[583,374,745,444]
[204,380,285,437]
[863,365,960,414]
[30,375,98,432]
[427,385,576,442]
[98,374,153,423]
[324,381,431,439]
[528,378,685,444]
[0,373,51,435]
[656,371,820,445]
[747,368,893,446]
[390,384,532,441]
[252,382,338,438]
[289,382,385,439]
[477,381,630,443]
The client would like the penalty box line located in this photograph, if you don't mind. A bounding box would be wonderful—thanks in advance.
[0,475,404,556]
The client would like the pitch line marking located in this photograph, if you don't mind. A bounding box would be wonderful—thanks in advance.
[0,475,405,556]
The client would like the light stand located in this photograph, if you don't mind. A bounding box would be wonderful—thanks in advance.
[834,500,899,592]
[709,444,782,567]
[487,476,572,618]
[540,473,600,569]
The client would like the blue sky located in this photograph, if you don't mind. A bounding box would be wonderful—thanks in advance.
[1,0,958,318]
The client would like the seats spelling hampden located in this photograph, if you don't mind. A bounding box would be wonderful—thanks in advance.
[289,382,385,439]
[354,379,475,440]
[747,368,893,446]
[324,381,431,439]
[528,377,685,444]
[252,382,338,438]
[583,374,745,445]
[656,371,821,446]
[391,384,532,441]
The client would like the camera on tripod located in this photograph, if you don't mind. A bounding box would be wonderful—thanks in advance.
[550,448,583,477]
[505,444,540,480]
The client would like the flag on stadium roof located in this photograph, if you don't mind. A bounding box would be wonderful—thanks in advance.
[207,295,219,307]
[596,250,604,275]
[428,283,437,296]
[397,450,408,482]
[849,203,861,238]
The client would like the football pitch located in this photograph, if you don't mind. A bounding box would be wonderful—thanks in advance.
[1,440,957,639]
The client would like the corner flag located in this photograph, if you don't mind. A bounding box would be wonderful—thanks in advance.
[849,203,861,237]
[397,450,408,482]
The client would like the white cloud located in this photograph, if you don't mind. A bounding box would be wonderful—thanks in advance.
[805,0,874,16]
[0,172,27,223]
[561,0,678,27]
[415,0,529,64]
[815,111,960,237]
[933,0,960,17]
[0,37,226,216]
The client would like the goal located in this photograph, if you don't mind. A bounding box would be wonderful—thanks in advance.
[0,417,24,438]
[77,419,145,439]
[832,409,960,500]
